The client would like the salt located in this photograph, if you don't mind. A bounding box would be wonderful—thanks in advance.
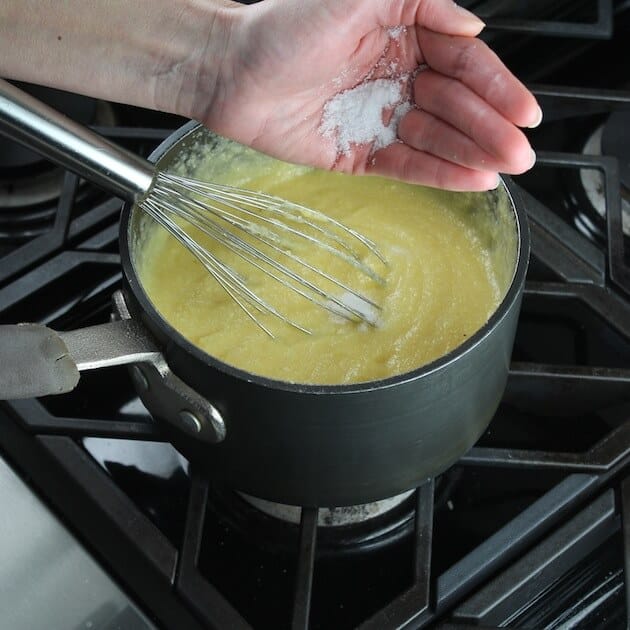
[327,291,380,326]
[320,78,410,156]
[387,25,407,40]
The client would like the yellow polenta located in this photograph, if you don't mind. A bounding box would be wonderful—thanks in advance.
[138,139,515,385]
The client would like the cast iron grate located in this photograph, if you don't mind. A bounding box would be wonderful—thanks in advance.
[0,126,171,287]
[524,87,630,298]
[473,0,614,39]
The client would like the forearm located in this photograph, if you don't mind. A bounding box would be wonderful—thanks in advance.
[0,0,240,118]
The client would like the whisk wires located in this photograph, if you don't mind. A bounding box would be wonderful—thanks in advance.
[140,172,387,338]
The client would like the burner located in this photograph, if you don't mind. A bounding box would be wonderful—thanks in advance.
[203,484,417,557]
[199,484,421,629]
[200,471,461,558]
[239,490,416,526]
[0,100,116,242]
[575,118,630,240]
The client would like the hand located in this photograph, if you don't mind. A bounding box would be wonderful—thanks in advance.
[194,0,541,191]
[0,0,541,192]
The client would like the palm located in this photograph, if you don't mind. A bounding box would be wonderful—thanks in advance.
[200,0,540,191]
[203,4,396,168]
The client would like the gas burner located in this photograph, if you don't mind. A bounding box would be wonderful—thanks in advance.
[199,471,460,561]
[239,490,416,527]
[0,100,116,242]
[202,483,417,557]
[574,117,630,241]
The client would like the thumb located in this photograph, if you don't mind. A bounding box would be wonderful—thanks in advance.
[379,0,485,37]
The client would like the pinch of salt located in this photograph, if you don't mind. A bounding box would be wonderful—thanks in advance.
[332,67,349,89]
[320,78,410,155]
[387,25,407,40]
[327,291,380,327]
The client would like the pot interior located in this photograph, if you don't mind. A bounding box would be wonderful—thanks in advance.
[126,125,523,385]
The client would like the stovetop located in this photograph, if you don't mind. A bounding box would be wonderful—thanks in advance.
[1,2,629,629]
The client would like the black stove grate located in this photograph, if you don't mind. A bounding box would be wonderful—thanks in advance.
[2,401,628,629]
[0,126,171,286]
[474,0,614,39]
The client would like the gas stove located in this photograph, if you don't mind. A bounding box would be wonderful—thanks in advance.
[1,2,629,629]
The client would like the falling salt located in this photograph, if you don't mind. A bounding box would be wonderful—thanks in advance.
[320,78,411,156]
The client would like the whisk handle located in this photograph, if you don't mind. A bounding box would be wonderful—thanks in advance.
[0,78,154,201]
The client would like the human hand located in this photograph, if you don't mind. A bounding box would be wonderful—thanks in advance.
[0,0,540,192]
[194,0,541,191]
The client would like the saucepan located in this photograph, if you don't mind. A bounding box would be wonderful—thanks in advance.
[0,79,529,507]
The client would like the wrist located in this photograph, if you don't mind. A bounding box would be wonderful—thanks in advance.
[150,1,246,121]
[0,0,244,121]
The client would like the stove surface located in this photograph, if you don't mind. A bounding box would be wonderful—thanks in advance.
[0,2,629,629]
[0,456,155,629]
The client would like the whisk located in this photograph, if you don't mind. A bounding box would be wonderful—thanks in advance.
[0,79,386,336]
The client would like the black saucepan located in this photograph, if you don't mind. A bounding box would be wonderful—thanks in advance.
[119,122,529,506]
[0,81,529,507]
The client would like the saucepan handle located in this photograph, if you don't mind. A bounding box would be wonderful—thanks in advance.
[0,315,226,443]
[0,323,80,399]
[0,319,160,400]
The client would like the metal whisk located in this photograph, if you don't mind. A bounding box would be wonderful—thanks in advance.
[0,79,386,336]
[142,173,386,336]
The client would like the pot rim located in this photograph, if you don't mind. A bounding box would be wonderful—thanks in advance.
[120,120,530,394]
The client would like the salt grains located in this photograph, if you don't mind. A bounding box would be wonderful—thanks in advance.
[327,291,381,327]
[320,25,411,158]
[320,78,411,156]
[387,25,407,40]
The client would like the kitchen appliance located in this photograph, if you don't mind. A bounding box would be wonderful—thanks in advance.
[0,1,629,628]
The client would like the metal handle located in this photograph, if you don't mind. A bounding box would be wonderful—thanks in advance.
[0,319,159,399]
[0,313,226,443]
[59,319,161,371]
[0,78,154,201]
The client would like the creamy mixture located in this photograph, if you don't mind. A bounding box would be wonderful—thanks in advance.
[137,137,515,385]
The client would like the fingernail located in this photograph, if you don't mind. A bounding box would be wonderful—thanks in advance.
[529,148,537,168]
[527,105,543,128]
[490,174,501,189]
[452,1,486,29]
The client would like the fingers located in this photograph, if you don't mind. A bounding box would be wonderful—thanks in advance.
[418,28,542,129]
[377,0,485,37]
[414,0,486,37]
[398,108,515,173]
[368,142,500,192]
[412,69,535,173]
[392,27,540,183]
